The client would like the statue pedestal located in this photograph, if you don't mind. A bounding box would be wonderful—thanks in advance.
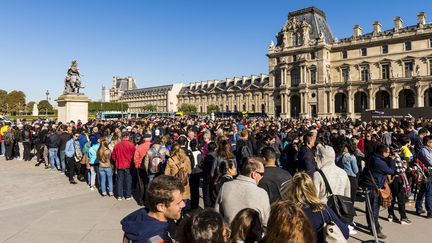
[56,94,91,124]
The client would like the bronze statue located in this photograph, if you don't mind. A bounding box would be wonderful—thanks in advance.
[64,59,84,94]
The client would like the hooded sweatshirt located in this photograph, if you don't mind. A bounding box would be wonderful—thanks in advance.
[313,145,351,204]
[121,208,173,243]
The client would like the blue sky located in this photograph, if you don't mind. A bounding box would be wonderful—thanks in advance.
[0,0,430,103]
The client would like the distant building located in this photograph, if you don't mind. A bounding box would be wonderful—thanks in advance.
[121,83,183,112]
[177,75,271,114]
[101,86,110,102]
[109,76,137,102]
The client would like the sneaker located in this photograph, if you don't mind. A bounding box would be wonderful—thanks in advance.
[90,186,95,191]
[387,215,394,222]
[125,197,132,201]
[45,165,50,169]
[401,218,412,225]
[108,192,114,197]
[70,180,77,185]
[117,197,123,201]
[416,209,426,215]
[35,163,40,167]
[377,232,387,239]
[348,225,357,235]
[59,171,64,175]
[101,193,107,197]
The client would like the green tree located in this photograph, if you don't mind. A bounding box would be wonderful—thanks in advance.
[178,103,197,115]
[6,90,26,115]
[207,104,220,114]
[88,102,128,112]
[38,100,54,114]
[26,101,36,115]
[0,89,7,114]
[142,104,157,112]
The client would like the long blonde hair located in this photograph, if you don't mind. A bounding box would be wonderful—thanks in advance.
[97,137,110,162]
[266,200,315,243]
[281,172,325,212]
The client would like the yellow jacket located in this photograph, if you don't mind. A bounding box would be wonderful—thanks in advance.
[0,125,9,136]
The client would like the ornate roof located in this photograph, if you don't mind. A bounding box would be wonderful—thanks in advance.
[178,75,269,95]
[121,84,173,98]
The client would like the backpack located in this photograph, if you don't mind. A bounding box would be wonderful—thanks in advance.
[175,161,189,186]
[74,141,83,162]
[148,146,164,174]
[319,208,348,243]
[241,145,253,159]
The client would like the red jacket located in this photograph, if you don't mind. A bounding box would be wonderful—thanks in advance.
[112,140,136,169]
[133,141,152,169]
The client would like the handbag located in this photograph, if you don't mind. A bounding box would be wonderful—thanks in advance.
[318,170,356,224]
[369,170,392,208]
[319,208,348,243]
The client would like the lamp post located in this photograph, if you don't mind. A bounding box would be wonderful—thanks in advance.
[45,90,50,117]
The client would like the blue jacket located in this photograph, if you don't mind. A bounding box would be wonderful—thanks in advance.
[88,144,100,165]
[121,208,173,243]
[361,153,395,189]
[65,138,75,158]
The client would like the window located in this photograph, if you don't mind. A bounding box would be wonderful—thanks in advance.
[341,67,349,82]
[293,32,302,46]
[361,48,367,56]
[382,45,388,54]
[405,41,412,51]
[310,68,317,84]
[293,55,297,62]
[291,67,300,86]
[310,52,316,60]
[361,65,370,81]
[381,64,390,79]
[430,60,432,75]
[342,50,348,59]
[404,61,413,78]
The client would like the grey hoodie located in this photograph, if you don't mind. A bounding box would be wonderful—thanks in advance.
[313,145,351,204]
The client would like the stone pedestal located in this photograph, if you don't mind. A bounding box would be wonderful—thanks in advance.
[32,104,39,116]
[56,94,91,124]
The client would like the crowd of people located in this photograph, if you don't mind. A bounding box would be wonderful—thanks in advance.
[1,114,432,243]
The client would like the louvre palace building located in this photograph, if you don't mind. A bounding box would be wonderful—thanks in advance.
[110,7,432,118]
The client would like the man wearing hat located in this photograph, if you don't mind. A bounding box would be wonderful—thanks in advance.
[112,131,136,200]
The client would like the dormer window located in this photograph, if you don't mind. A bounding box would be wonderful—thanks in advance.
[342,50,348,59]
[405,41,412,51]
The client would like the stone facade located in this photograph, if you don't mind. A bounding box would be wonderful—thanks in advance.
[269,7,432,118]
[121,83,183,113]
[177,74,272,114]
[109,76,137,102]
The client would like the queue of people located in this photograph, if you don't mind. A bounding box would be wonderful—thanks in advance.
[1,115,432,243]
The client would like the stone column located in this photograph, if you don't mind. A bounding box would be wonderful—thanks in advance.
[347,89,354,116]
[286,94,291,118]
[390,86,398,109]
[368,88,375,110]
[416,84,423,107]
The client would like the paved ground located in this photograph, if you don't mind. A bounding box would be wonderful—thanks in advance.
[0,155,431,243]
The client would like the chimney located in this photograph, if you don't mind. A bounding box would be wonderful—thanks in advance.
[127,76,133,90]
[226,78,232,87]
[233,77,241,86]
[251,75,258,82]
[394,16,403,32]
[353,25,362,38]
[373,21,382,35]
[418,12,426,27]
[242,76,248,85]
[214,79,220,86]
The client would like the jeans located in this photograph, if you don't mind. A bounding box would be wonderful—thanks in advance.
[388,176,407,219]
[49,148,60,170]
[67,157,79,182]
[190,172,202,210]
[99,167,113,194]
[23,142,31,161]
[116,169,132,198]
[415,179,432,213]
[365,188,381,234]
[59,150,66,172]
[0,139,4,155]
[88,165,99,187]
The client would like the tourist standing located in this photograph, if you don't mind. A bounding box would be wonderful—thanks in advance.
[112,131,136,200]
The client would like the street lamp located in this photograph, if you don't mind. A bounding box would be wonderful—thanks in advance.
[45,90,50,117]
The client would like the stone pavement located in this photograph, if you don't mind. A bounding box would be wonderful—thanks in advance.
[0,155,431,243]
